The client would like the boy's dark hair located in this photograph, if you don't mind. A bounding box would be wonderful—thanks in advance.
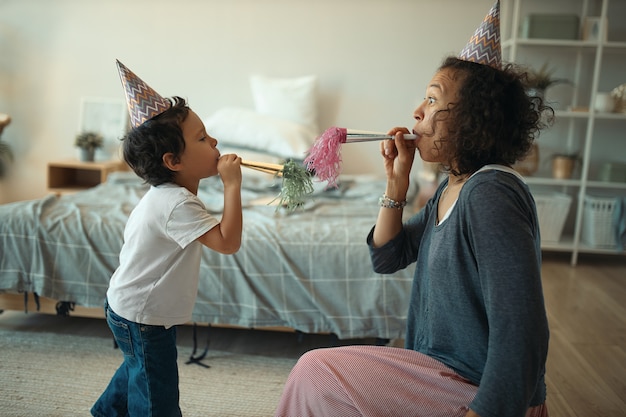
[122,96,190,186]
[431,56,554,176]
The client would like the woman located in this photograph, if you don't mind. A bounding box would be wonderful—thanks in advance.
[274,54,552,417]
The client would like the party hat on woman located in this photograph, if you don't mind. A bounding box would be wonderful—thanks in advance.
[458,0,501,68]
[116,60,171,128]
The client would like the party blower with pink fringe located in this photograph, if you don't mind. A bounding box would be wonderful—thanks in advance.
[304,127,417,187]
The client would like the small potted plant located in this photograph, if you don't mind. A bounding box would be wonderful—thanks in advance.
[74,131,103,162]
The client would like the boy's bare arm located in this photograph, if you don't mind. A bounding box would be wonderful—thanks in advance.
[198,155,242,254]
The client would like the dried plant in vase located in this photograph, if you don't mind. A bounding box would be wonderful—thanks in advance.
[74,131,103,162]
[523,62,572,98]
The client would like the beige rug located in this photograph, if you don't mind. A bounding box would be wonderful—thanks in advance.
[0,328,297,417]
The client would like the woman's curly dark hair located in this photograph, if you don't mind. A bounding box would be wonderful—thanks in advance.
[432,56,554,176]
[122,96,190,186]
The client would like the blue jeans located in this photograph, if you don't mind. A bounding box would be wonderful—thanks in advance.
[91,302,182,417]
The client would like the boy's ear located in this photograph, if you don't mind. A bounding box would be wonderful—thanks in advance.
[162,153,181,171]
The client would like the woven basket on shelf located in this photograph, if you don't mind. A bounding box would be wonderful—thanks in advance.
[611,84,626,114]
[614,98,626,114]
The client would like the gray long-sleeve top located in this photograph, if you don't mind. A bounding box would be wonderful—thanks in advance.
[368,168,549,417]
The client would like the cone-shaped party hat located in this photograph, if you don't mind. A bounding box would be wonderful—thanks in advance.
[116,60,171,128]
[458,0,501,68]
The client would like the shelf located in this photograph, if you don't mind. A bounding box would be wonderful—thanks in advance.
[554,110,591,119]
[593,112,626,120]
[525,177,626,191]
[604,41,626,52]
[503,39,626,50]
[47,159,127,195]
[575,243,626,255]
[585,180,626,190]
[503,38,596,49]
[525,177,582,187]
[540,237,575,252]
[554,110,626,120]
[541,235,625,256]
[503,0,626,265]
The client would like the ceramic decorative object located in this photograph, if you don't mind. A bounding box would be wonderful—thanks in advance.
[594,92,615,113]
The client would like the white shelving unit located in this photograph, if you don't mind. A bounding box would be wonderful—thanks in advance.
[502,0,626,265]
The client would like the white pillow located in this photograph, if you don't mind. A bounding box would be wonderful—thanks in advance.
[203,107,317,160]
[249,75,319,133]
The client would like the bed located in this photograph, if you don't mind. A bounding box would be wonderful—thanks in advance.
[0,170,416,340]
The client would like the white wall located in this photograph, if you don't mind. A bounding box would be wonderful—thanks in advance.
[0,0,494,203]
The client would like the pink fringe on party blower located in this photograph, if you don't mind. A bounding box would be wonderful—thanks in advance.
[303,127,346,188]
[304,127,416,188]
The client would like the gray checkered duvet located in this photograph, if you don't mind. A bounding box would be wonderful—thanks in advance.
[0,173,413,339]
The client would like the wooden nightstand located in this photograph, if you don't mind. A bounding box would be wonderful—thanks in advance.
[47,159,127,195]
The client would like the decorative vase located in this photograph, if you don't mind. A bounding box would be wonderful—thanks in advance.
[79,148,95,162]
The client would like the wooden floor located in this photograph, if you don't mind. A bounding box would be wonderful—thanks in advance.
[1,251,624,416]
[540,252,626,417]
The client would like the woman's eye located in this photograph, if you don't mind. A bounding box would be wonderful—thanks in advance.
[427,97,436,105]
[199,136,206,142]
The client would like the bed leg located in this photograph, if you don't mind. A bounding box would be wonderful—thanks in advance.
[185,323,211,368]
[55,301,76,316]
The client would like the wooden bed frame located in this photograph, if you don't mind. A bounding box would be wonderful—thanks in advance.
[0,292,308,334]
[0,292,396,349]
[0,293,105,319]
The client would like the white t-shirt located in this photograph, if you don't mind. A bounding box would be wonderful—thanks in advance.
[107,183,219,327]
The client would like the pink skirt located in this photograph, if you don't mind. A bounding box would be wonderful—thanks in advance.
[274,345,548,417]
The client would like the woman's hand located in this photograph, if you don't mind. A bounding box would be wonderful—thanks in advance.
[371,127,417,248]
[380,127,417,199]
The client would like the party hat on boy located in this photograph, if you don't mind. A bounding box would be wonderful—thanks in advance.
[116,60,171,128]
[458,0,501,68]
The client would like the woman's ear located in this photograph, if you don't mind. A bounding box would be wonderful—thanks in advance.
[162,152,181,171]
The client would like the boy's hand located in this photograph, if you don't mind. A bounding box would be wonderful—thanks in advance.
[198,153,243,254]
[217,154,242,187]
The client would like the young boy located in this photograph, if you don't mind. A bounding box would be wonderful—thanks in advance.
[91,61,242,417]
